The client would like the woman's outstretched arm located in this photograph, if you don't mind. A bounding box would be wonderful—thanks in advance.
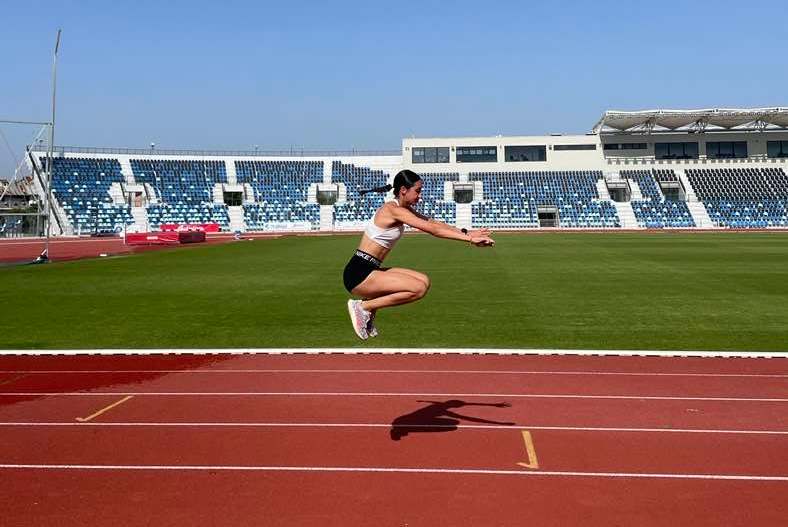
[391,206,495,247]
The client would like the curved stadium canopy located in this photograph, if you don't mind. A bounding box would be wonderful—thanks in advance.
[593,107,788,134]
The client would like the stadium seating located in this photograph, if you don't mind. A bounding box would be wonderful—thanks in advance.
[48,157,134,234]
[236,160,322,230]
[131,159,229,229]
[622,170,695,228]
[413,172,459,225]
[332,161,389,228]
[653,169,678,183]
[685,168,788,228]
[470,171,620,228]
[146,202,230,229]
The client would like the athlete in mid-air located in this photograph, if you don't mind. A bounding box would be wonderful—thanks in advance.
[343,169,495,340]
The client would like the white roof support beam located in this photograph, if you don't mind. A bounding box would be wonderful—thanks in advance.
[593,107,788,134]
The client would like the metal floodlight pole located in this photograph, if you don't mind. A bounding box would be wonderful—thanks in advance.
[45,29,61,260]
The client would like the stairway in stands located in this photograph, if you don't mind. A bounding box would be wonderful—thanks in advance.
[456,203,472,230]
[677,170,715,228]
[228,206,245,232]
[130,206,149,231]
[612,201,639,229]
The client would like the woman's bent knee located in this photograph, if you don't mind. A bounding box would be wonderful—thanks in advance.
[414,281,429,299]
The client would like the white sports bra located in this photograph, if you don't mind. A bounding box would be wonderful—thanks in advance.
[364,219,405,249]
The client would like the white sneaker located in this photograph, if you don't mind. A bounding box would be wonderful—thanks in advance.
[367,310,379,338]
[347,299,370,340]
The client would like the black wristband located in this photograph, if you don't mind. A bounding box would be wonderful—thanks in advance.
[461,228,468,235]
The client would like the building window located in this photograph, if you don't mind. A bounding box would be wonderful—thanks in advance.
[456,146,498,163]
[654,142,699,160]
[553,144,596,151]
[767,141,788,158]
[504,145,546,162]
[603,143,647,151]
[412,147,450,164]
[706,141,747,159]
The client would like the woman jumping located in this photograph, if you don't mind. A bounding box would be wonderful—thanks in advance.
[343,169,495,340]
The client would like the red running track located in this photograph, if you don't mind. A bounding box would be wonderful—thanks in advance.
[0,352,787,526]
[0,233,285,264]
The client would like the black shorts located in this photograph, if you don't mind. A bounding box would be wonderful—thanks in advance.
[343,250,384,293]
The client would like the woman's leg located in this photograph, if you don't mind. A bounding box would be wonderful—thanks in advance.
[352,268,430,312]
[386,267,430,289]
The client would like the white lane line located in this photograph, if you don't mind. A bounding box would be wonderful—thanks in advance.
[2,369,787,378]
[1,392,787,402]
[1,348,787,358]
[2,422,788,435]
[1,463,787,481]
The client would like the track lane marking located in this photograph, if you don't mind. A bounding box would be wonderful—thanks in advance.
[2,422,787,435]
[75,396,134,423]
[0,463,787,481]
[517,431,540,469]
[2,348,787,358]
[2,369,786,378]
[3,392,787,402]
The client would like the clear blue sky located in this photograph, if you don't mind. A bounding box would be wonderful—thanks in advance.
[2,0,787,176]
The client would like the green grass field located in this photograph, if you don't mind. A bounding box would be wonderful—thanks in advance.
[1,232,787,351]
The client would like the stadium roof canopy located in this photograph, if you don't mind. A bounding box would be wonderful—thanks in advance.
[592,107,788,134]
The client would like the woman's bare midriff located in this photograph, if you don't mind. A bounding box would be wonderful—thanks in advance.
[357,234,391,261]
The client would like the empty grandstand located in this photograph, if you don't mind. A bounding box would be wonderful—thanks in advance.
[332,161,389,230]
[413,172,459,225]
[470,171,619,229]
[48,157,133,235]
[23,107,788,235]
[132,159,230,230]
[622,170,695,228]
[236,160,322,231]
[685,167,788,228]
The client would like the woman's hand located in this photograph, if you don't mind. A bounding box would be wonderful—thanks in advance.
[470,235,495,247]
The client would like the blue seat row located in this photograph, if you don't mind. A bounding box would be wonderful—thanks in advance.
[147,203,230,228]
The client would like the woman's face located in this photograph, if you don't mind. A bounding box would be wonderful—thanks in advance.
[400,181,423,205]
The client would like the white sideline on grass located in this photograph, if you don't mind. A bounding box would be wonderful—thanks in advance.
[0,348,787,358]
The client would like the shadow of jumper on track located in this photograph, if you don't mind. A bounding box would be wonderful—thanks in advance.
[389,399,515,441]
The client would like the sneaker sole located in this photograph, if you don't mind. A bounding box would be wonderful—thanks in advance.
[347,300,368,340]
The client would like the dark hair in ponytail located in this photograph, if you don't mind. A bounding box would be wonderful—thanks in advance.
[358,169,421,197]
[358,184,392,196]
